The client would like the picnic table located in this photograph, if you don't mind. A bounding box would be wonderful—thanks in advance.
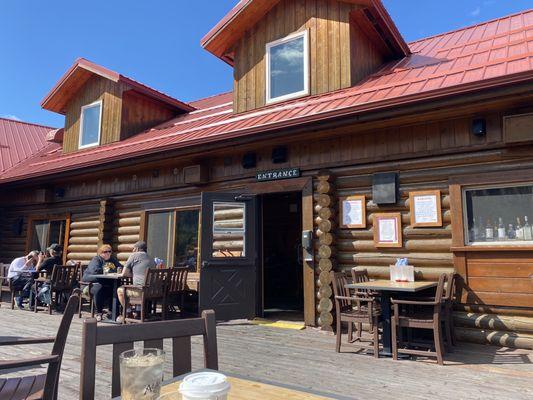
[345,280,437,356]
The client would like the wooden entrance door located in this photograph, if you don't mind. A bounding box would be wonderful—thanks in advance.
[199,192,259,320]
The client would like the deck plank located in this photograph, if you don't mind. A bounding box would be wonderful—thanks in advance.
[0,305,532,399]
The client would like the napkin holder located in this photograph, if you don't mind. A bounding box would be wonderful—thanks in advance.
[389,265,415,282]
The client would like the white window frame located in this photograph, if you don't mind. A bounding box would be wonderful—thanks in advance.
[266,30,309,104]
[78,100,103,149]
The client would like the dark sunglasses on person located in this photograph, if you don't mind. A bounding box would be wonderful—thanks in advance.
[102,250,112,254]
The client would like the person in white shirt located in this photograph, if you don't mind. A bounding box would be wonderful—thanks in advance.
[8,251,39,309]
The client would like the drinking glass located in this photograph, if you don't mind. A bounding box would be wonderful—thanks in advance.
[120,348,165,400]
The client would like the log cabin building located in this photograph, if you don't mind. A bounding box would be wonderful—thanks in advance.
[1,0,533,347]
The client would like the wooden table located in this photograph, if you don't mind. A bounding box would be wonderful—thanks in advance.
[345,280,437,357]
[91,273,124,322]
[115,369,345,399]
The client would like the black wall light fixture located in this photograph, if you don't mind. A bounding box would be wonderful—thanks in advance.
[272,146,288,164]
[55,188,65,198]
[472,118,487,137]
[242,152,257,169]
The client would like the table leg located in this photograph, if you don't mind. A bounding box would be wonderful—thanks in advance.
[380,291,393,356]
[110,279,119,322]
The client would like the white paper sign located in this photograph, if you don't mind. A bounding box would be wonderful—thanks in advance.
[413,195,438,224]
[379,218,398,243]
[342,200,363,226]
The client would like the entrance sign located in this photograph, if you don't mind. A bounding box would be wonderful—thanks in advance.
[374,213,402,248]
[409,190,442,227]
[256,168,300,182]
[339,195,366,228]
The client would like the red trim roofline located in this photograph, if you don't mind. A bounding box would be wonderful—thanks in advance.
[201,0,410,65]
[41,58,195,114]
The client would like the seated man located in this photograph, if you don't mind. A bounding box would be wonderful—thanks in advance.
[117,241,155,322]
[7,251,39,309]
[35,243,63,273]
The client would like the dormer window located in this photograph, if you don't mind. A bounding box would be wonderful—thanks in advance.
[79,100,102,149]
[266,30,309,104]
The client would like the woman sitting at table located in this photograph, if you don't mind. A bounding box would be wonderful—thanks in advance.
[82,244,123,321]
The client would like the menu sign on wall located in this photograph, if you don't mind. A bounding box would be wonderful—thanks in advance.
[339,195,366,229]
[374,212,403,248]
[409,190,442,227]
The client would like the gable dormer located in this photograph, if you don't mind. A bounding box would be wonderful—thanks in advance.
[202,0,410,113]
[41,58,194,153]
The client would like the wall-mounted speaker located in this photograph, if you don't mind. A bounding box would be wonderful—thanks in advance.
[472,118,486,137]
[373,172,399,205]
[242,152,257,169]
[272,146,288,164]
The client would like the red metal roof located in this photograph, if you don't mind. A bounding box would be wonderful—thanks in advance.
[41,58,195,114]
[1,9,533,184]
[0,117,58,174]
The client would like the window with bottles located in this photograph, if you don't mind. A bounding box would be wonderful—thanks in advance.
[145,208,200,270]
[463,184,533,245]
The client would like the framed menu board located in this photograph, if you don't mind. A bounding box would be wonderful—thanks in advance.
[339,195,366,229]
[373,212,402,248]
[409,190,442,227]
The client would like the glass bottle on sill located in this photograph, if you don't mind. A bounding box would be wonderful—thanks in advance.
[507,224,516,240]
[516,217,524,240]
[524,216,532,240]
[485,218,494,241]
[477,217,486,241]
[497,217,506,240]
[469,217,478,242]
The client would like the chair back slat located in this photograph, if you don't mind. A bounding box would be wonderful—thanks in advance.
[44,290,80,399]
[172,336,192,376]
[351,268,372,296]
[51,264,79,290]
[444,272,456,301]
[167,267,189,293]
[111,342,134,397]
[80,310,218,400]
[144,268,169,299]
[330,271,352,310]
[434,273,447,304]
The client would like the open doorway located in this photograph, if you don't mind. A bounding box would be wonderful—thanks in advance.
[262,192,303,321]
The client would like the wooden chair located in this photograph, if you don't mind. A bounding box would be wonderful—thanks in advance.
[331,271,381,358]
[0,290,81,400]
[0,263,10,306]
[80,309,218,399]
[409,272,456,351]
[391,273,448,365]
[78,264,95,318]
[349,268,380,343]
[33,264,79,314]
[165,267,189,318]
[122,268,169,323]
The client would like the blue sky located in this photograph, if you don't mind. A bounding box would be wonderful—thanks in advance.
[1,0,531,128]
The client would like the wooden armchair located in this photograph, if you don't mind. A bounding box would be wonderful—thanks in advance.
[331,271,381,358]
[78,264,95,318]
[391,273,447,365]
[349,268,380,343]
[80,309,218,399]
[0,290,80,400]
[0,263,11,307]
[165,267,189,318]
[33,264,79,314]
[122,268,169,323]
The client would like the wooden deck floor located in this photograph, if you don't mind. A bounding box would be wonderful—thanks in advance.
[0,305,532,399]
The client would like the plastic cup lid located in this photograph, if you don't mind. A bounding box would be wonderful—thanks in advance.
[179,372,230,396]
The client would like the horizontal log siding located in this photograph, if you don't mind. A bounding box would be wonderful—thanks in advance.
[67,209,101,264]
[112,201,142,263]
[329,179,453,279]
